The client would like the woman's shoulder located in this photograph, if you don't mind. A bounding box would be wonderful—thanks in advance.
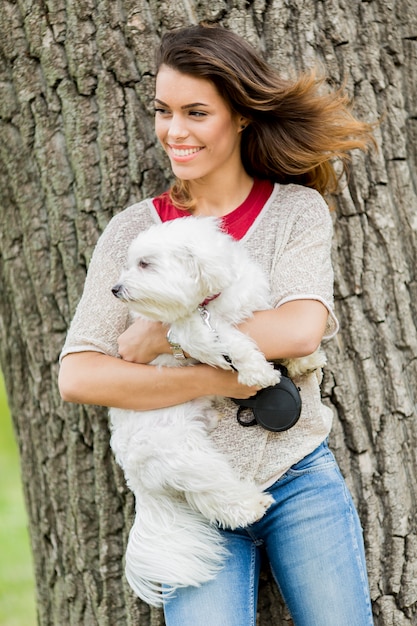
[94,198,159,262]
[265,183,332,231]
[107,197,159,235]
[273,183,329,213]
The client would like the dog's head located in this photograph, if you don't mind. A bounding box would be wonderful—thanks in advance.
[112,217,238,322]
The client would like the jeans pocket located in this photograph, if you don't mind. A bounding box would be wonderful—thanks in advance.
[285,440,337,477]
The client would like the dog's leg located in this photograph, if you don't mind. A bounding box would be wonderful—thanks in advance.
[181,452,274,529]
[172,316,280,388]
[146,421,274,529]
[212,321,281,387]
[120,412,273,530]
[281,348,327,378]
[172,315,238,370]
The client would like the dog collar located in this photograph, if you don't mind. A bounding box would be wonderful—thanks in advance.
[199,293,220,307]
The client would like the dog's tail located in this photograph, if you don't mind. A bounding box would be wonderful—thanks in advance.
[125,492,229,607]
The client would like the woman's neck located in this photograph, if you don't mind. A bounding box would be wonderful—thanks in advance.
[189,171,254,217]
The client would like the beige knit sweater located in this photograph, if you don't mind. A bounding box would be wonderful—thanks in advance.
[61,183,339,487]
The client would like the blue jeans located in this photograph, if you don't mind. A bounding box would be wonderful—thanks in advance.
[163,441,374,626]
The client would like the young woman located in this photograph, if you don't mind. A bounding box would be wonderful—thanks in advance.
[59,24,375,626]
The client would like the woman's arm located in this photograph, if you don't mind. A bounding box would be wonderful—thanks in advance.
[239,300,329,360]
[116,299,329,365]
[58,299,327,410]
[58,351,261,411]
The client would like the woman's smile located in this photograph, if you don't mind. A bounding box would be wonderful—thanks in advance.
[168,144,205,161]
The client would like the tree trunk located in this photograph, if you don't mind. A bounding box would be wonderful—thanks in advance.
[0,0,416,624]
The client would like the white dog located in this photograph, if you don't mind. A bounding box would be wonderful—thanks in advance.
[109,216,324,606]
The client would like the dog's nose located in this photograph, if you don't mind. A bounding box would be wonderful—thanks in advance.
[112,284,122,298]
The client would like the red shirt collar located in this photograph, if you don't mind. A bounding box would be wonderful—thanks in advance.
[152,178,273,240]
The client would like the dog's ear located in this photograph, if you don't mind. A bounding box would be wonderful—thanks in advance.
[182,244,233,296]
[170,216,236,296]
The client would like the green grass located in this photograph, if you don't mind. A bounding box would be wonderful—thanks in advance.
[0,372,37,625]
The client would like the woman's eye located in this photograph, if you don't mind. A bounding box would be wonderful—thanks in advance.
[154,108,169,115]
[189,111,206,117]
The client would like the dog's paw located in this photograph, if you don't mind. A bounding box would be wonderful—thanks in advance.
[282,349,327,378]
[238,366,281,388]
[242,492,275,526]
[217,492,274,530]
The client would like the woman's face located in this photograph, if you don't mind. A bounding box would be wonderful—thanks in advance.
[154,65,245,184]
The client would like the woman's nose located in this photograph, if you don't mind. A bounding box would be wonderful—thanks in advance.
[167,114,189,141]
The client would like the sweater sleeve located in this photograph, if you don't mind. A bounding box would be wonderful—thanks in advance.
[269,187,339,339]
[60,202,154,360]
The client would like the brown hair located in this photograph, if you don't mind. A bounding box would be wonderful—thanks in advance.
[156,24,375,209]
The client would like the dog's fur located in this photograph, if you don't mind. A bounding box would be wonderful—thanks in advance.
[110,216,325,606]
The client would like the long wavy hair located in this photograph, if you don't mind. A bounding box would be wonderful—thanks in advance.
[156,24,375,209]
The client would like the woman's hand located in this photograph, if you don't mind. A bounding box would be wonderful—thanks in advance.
[116,320,260,397]
[117,318,169,364]
[207,367,261,399]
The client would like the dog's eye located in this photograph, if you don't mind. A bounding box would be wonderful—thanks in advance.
[138,260,150,269]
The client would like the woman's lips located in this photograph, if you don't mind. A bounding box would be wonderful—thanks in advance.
[168,145,204,161]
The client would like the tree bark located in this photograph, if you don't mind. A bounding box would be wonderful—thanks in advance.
[0,0,416,624]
